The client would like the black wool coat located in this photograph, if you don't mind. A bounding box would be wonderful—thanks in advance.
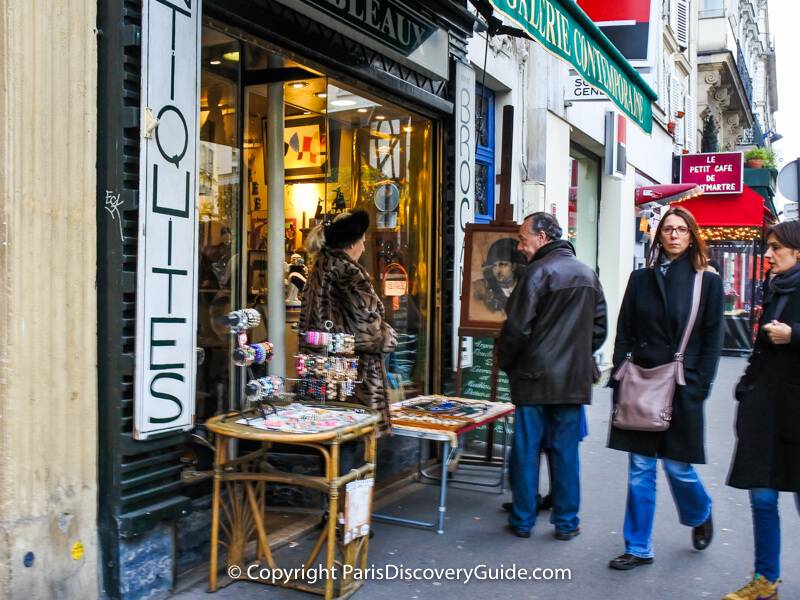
[607,254,724,464]
[728,285,800,491]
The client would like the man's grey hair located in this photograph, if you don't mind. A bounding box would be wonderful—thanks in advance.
[524,212,562,241]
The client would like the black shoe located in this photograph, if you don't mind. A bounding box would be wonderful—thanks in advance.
[608,553,654,570]
[502,500,543,515]
[692,514,713,550]
[506,524,531,538]
[553,527,580,541]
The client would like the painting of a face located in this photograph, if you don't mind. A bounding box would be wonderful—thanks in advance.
[492,260,514,285]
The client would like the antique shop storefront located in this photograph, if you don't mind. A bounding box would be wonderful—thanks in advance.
[96,0,475,596]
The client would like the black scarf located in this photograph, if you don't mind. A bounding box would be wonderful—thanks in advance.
[769,264,800,296]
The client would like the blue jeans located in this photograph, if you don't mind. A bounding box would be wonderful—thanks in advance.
[509,405,582,533]
[623,453,712,558]
[749,488,800,582]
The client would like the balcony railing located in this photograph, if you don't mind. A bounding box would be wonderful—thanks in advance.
[739,112,763,147]
[736,41,753,107]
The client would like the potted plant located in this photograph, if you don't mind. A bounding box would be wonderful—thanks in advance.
[744,147,776,169]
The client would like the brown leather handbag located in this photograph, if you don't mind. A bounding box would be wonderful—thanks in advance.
[612,271,703,432]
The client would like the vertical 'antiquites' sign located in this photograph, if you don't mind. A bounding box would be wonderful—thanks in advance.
[135,0,201,439]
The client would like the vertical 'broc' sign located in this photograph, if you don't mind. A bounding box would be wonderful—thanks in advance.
[134,0,201,439]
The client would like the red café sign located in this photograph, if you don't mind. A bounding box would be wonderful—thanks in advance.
[680,152,743,195]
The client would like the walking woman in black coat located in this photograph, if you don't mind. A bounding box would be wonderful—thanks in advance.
[724,221,800,600]
[607,207,724,570]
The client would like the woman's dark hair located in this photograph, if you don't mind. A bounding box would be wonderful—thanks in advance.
[767,220,800,250]
[647,206,708,272]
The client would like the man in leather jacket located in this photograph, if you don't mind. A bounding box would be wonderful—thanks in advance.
[498,212,607,539]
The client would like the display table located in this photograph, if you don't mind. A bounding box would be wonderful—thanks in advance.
[373,396,515,534]
[205,402,380,600]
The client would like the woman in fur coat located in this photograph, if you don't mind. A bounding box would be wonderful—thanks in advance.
[300,210,397,435]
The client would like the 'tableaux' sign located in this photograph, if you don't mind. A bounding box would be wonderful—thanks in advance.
[134,0,201,439]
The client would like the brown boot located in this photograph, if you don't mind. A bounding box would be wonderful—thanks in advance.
[723,574,779,600]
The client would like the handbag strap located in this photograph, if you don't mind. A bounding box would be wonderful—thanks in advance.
[677,271,704,357]
[673,271,703,385]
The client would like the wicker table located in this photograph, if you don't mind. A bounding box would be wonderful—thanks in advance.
[205,402,380,600]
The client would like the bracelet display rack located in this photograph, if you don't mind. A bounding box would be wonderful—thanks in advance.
[206,311,379,600]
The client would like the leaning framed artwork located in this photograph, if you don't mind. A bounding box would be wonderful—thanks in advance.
[262,114,327,181]
[459,223,527,337]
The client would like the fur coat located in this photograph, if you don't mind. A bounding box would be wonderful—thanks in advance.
[299,246,397,434]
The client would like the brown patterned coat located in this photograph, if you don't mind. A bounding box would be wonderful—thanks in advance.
[299,246,397,434]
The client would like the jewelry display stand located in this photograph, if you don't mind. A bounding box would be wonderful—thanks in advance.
[207,311,379,600]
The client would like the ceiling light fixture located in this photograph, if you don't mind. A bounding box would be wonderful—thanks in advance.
[375,115,386,120]
[209,60,221,65]
[222,51,240,62]
[357,108,368,113]
[288,81,308,89]
[330,99,356,107]
[314,92,327,99]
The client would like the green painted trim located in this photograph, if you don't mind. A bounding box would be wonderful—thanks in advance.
[488,0,656,133]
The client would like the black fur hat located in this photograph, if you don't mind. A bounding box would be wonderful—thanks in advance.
[324,210,370,249]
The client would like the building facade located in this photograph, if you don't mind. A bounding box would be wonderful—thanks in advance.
[0,1,99,598]
[697,0,778,151]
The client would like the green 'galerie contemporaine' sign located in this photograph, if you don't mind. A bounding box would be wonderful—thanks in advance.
[489,0,656,133]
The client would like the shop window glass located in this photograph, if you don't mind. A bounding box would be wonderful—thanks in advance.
[196,29,242,421]
[707,242,762,351]
[568,147,600,267]
[475,85,494,223]
[241,45,433,398]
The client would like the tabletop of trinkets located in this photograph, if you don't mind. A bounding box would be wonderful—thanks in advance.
[389,395,515,436]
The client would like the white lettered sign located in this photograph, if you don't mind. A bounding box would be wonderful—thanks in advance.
[134,0,201,439]
[453,62,475,370]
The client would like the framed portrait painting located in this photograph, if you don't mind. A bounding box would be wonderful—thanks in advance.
[459,223,527,337]
[262,114,327,181]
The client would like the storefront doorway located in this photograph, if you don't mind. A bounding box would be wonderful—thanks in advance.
[568,145,600,268]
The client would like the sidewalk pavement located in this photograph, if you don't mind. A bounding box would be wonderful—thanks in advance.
[172,357,800,599]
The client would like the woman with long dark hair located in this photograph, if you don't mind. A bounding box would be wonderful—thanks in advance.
[724,220,800,600]
[607,206,724,570]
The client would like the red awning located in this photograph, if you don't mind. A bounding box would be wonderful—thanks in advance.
[635,184,703,206]
[674,185,772,227]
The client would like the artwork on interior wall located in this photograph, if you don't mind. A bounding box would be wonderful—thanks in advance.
[262,114,327,181]
[459,224,528,337]
[285,218,297,254]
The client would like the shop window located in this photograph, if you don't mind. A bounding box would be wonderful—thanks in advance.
[475,85,494,223]
[236,43,433,400]
[196,29,242,421]
[707,242,763,352]
[193,34,435,420]
[568,146,600,267]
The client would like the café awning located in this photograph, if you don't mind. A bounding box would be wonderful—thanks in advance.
[635,184,703,206]
[673,185,775,227]
[478,0,657,133]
